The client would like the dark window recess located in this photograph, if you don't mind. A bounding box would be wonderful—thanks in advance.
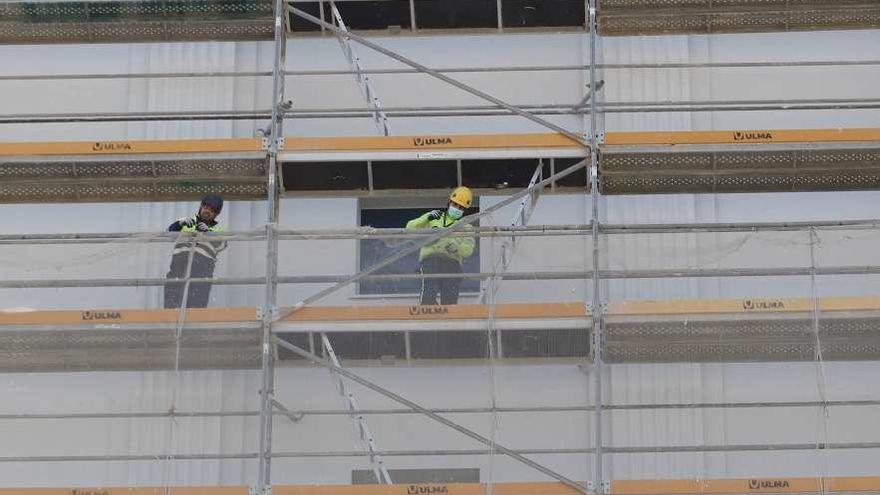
[277,332,405,361]
[502,329,589,358]
[289,2,322,32]
[542,159,553,182]
[414,0,498,29]
[323,331,407,361]
[330,1,412,30]
[371,160,458,190]
[554,158,588,188]
[359,207,480,295]
[275,332,314,361]
[501,0,586,28]
[278,329,590,361]
[282,161,368,191]
[461,159,542,189]
[354,468,480,484]
[410,331,488,359]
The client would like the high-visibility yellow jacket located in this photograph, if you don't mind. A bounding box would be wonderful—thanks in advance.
[405,211,475,264]
[169,214,225,261]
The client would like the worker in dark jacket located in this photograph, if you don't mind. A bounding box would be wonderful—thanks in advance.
[164,194,226,309]
[406,186,475,305]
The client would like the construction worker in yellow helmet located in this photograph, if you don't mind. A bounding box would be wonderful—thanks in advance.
[406,186,476,305]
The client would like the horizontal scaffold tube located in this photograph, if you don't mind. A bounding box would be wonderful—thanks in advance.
[2,266,880,289]
[0,219,878,245]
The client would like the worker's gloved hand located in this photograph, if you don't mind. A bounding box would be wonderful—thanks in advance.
[179,217,196,228]
[196,221,210,232]
[427,209,443,220]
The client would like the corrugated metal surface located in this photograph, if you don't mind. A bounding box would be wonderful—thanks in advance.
[127,43,244,139]
[0,370,261,485]
[602,36,695,132]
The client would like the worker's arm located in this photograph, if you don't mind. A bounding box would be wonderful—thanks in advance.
[456,231,475,258]
[441,224,475,260]
[406,210,441,229]
[446,225,475,258]
[168,216,195,232]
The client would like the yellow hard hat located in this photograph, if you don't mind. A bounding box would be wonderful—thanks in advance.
[449,186,473,209]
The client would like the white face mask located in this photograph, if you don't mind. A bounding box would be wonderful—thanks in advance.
[447,205,464,219]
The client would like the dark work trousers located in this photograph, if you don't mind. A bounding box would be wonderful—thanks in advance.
[419,255,464,305]
[164,252,217,309]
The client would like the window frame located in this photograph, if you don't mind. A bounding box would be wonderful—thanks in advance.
[356,195,481,298]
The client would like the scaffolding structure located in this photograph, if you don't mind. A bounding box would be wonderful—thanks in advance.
[0,0,879,493]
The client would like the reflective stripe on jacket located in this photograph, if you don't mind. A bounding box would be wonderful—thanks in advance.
[171,214,225,261]
[405,211,475,263]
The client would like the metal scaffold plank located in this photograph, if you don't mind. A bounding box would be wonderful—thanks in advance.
[0,0,274,44]
[282,133,583,152]
[1,296,880,369]
[278,302,587,322]
[0,306,259,326]
[4,478,880,495]
[607,296,880,316]
[0,488,250,495]
[5,297,880,328]
[604,128,880,146]
[0,128,875,159]
[610,477,880,495]
[598,0,880,36]
[0,138,263,156]
[273,483,583,495]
